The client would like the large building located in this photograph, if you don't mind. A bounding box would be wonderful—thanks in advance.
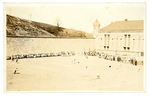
[93,19,144,65]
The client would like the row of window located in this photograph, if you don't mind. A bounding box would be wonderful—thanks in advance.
[123,47,130,50]
[103,34,131,50]
[104,34,110,36]
[102,34,144,51]
[104,46,130,50]
[124,34,131,37]
[104,46,109,49]
[100,38,142,40]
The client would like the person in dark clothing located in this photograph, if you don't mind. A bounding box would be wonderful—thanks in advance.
[14,68,20,74]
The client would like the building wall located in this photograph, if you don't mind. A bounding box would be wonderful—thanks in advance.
[96,32,144,57]
[7,38,95,56]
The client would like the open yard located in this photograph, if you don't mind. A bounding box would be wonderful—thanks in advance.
[6,56,144,91]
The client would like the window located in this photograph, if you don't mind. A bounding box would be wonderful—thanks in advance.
[104,46,109,50]
[124,34,127,50]
[124,47,126,50]
[124,34,131,51]
[128,35,130,48]
[104,34,110,50]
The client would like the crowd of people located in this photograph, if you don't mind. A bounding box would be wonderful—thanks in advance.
[83,50,140,66]
[6,51,75,61]
[6,49,141,66]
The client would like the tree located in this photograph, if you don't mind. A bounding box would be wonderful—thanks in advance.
[55,17,62,36]
[56,17,62,28]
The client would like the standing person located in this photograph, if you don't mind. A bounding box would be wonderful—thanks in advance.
[14,69,17,74]
[85,66,88,70]
[85,54,88,59]
[96,73,100,79]
[84,51,88,59]
[16,58,18,63]
[12,56,14,61]
[73,58,76,64]
[14,68,20,74]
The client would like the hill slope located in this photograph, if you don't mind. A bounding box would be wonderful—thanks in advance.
[6,15,55,37]
[6,15,93,38]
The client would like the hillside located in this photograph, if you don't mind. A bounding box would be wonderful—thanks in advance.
[6,15,55,37]
[6,15,93,38]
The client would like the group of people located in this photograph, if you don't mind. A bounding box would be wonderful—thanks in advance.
[83,50,139,66]
[7,51,76,61]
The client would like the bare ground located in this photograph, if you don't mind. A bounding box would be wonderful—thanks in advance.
[6,56,144,92]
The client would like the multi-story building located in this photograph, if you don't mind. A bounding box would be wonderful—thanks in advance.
[93,19,144,65]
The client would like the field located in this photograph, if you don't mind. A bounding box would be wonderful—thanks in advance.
[6,38,144,91]
[6,56,144,91]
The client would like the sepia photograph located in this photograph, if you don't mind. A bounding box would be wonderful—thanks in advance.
[4,3,145,92]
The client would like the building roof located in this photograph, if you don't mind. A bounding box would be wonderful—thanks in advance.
[100,20,144,33]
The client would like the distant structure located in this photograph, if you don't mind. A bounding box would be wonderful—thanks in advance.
[94,19,144,65]
[93,19,100,38]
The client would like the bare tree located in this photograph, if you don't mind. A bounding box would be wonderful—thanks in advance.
[56,17,62,28]
[55,17,62,36]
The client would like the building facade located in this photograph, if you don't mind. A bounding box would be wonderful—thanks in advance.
[94,19,144,65]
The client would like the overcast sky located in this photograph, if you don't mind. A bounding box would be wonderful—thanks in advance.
[4,3,145,33]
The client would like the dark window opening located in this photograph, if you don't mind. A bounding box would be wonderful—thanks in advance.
[124,47,126,50]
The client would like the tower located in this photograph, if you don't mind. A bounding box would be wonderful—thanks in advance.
[93,19,100,38]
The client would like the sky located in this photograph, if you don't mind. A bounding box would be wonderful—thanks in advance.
[4,3,145,33]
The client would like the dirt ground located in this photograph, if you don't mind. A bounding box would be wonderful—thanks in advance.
[6,56,144,92]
